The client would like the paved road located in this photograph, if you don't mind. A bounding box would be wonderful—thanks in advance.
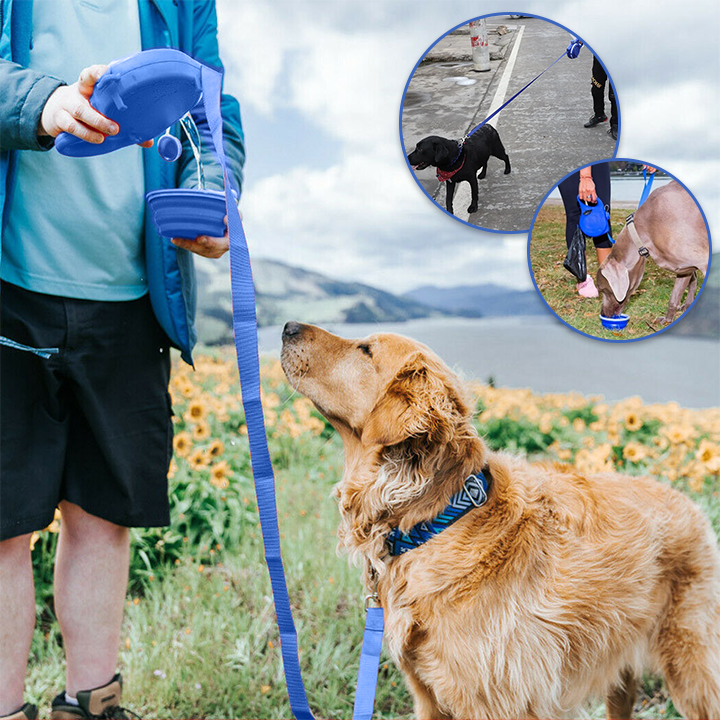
[402,17,618,232]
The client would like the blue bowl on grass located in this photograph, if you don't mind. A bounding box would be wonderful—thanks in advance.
[146,188,226,239]
[599,314,629,330]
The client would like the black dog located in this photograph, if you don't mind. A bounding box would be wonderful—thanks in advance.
[407,126,511,215]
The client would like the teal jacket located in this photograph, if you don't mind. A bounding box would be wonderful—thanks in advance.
[0,0,245,364]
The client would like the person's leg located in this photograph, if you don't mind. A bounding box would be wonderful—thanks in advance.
[608,81,618,129]
[0,535,35,716]
[1,283,69,714]
[54,501,130,696]
[585,57,608,127]
[596,246,612,265]
[558,170,581,249]
[54,294,171,698]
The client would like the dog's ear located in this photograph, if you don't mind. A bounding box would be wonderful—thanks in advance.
[599,258,630,301]
[362,352,468,447]
[433,141,449,166]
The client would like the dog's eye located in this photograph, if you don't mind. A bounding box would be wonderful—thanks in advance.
[358,343,373,357]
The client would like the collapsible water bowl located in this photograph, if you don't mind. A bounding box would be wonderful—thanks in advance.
[55,48,225,239]
[599,314,629,330]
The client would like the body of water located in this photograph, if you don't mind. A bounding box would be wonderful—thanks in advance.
[258,316,719,409]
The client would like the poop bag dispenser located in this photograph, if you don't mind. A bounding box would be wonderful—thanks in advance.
[55,48,230,239]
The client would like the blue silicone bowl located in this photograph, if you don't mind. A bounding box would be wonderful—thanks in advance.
[146,189,226,238]
[599,314,629,330]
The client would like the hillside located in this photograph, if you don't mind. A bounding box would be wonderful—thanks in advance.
[193,256,444,344]
[402,283,545,317]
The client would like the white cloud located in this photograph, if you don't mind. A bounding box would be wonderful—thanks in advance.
[216,0,720,291]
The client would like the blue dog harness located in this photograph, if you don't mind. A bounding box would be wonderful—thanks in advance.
[386,470,491,556]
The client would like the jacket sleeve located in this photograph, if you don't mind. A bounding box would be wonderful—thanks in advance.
[177,0,245,196]
[0,59,65,152]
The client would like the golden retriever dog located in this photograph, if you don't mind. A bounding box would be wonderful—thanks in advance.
[280,322,720,720]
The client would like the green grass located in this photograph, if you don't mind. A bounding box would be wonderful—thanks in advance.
[530,204,704,340]
[24,431,413,719]
[23,353,719,719]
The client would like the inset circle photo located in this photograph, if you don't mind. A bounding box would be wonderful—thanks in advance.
[528,160,712,342]
[401,13,619,233]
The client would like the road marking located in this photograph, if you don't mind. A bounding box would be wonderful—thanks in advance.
[454,26,525,224]
[485,24,525,132]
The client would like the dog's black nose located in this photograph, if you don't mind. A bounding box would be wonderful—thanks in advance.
[282,321,303,340]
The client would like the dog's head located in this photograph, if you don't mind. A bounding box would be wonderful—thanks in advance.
[407,136,453,170]
[596,238,646,317]
[280,322,473,452]
[596,257,630,317]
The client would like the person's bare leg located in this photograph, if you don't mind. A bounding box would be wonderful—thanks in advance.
[0,534,35,716]
[54,501,129,696]
[596,247,612,265]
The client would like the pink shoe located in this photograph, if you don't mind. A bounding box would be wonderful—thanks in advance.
[577,275,599,298]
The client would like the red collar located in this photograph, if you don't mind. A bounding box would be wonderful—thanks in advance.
[436,153,466,182]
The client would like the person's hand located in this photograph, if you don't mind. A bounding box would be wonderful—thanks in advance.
[171,217,229,259]
[642,165,657,174]
[578,174,597,203]
[39,64,153,148]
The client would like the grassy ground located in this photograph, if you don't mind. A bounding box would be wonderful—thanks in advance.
[529,204,704,341]
[24,352,720,719]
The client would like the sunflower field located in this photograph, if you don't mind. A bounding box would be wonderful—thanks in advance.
[26,349,719,718]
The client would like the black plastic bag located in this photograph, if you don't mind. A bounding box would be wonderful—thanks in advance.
[563,226,587,281]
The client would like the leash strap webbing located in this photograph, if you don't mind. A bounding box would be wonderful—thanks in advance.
[638,168,654,208]
[200,64,384,720]
[464,49,566,139]
[353,607,385,720]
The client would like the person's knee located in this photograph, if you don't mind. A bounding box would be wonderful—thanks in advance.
[0,533,33,563]
[59,501,129,546]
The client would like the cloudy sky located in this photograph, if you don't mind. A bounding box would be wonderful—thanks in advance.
[215,0,719,293]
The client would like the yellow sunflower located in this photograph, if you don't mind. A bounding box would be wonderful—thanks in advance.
[209,460,231,489]
[188,448,210,471]
[623,442,648,463]
[173,431,193,458]
[207,439,225,458]
[624,412,643,432]
[192,421,211,442]
[184,398,208,424]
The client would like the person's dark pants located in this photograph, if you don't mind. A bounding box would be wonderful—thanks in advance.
[558,162,613,249]
[591,57,617,127]
[0,282,173,541]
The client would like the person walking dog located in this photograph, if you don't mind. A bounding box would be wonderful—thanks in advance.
[0,1,244,718]
[558,162,613,298]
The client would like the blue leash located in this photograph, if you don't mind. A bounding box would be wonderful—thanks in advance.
[463,48,567,141]
[200,65,383,720]
[638,167,654,208]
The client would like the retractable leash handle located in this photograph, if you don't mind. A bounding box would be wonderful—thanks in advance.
[199,64,384,720]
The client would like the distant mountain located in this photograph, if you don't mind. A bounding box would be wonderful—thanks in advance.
[193,256,445,345]
[402,283,546,317]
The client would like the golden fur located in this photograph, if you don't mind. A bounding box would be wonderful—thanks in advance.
[280,323,720,719]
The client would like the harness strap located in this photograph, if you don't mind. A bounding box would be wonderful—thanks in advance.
[200,64,383,720]
[463,48,567,141]
[625,213,650,257]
